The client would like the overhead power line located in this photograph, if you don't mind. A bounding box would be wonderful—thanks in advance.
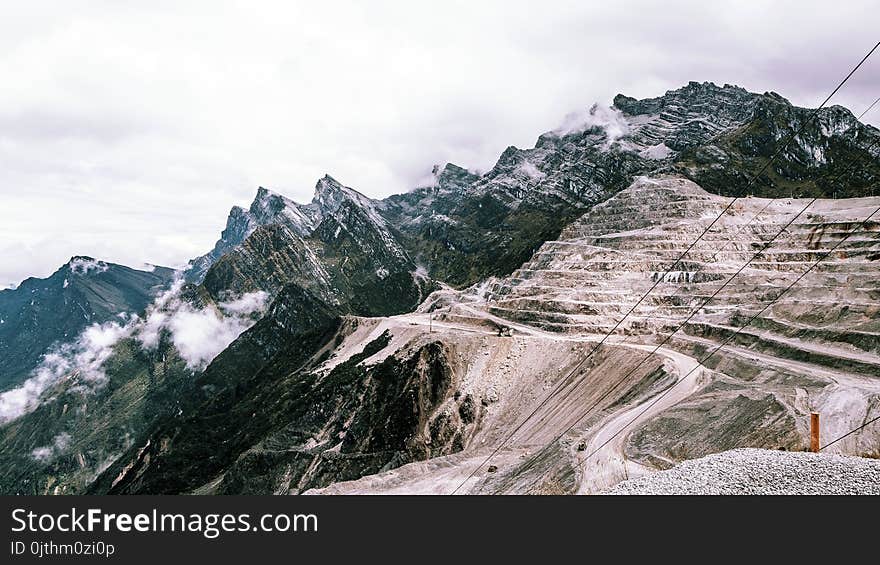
[575,202,880,477]
[820,414,880,452]
[859,95,880,120]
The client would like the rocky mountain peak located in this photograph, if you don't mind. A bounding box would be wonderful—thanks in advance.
[311,175,377,215]
[612,81,765,152]
[760,90,793,106]
[65,256,109,275]
[435,163,480,192]
[0,257,175,392]
[310,175,391,231]
[249,186,276,213]
[311,174,346,210]
[247,186,310,227]
[186,186,315,283]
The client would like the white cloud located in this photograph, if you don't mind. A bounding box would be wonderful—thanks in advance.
[412,164,445,189]
[218,291,269,316]
[137,310,168,351]
[553,104,631,146]
[69,257,109,275]
[137,285,268,370]
[0,273,267,424]
[0,1,878,285]
[31,446,53,462]
[0,319,135,424]
[517,160,546,180]
[167,307,254,370]
[168,291,268,369]
[136,277,184,349]
[31,432,72,463]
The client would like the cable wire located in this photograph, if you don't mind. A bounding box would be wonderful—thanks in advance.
[575,203,880,475]
[525,134,880,439]
[819,414,880,452]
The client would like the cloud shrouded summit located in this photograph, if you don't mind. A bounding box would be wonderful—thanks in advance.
[1,0,878,285]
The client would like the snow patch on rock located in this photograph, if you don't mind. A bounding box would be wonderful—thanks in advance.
[69,258,109,275]
[639,143,672,160]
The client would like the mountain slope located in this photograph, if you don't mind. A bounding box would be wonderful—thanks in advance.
[0,258,175,391]
[0,178,432,494]
[201,175,432,315]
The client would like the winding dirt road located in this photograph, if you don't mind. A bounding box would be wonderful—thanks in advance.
[575,343,707,493]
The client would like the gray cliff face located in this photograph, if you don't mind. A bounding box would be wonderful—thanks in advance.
[666,84,880,198]
[613,81,764,151]
[199,175,431,316]
[186,186,318,283]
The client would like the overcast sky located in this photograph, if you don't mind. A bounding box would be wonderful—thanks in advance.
[1,0,878,286]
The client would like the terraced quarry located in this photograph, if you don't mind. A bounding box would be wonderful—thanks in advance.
[309,176,880,494]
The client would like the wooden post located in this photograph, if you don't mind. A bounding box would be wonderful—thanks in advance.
[810,412,820,452]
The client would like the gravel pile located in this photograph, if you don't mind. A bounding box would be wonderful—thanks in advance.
[604,448,880,495]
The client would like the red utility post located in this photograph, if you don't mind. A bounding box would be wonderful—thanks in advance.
[810,412,820,453]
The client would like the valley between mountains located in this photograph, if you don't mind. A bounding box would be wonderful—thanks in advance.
[1,82,878,494]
